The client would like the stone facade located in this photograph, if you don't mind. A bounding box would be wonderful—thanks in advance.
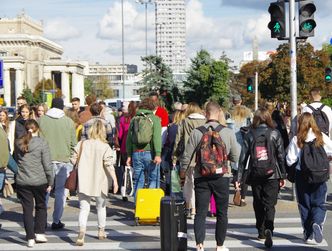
[0,13,85,106]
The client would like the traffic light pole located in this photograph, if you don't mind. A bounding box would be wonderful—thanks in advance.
[289,0,297,201]
[255,72,258,111]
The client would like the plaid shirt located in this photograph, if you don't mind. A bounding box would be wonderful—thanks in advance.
[81,116,114,146]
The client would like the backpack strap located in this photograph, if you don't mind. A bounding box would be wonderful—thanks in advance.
[307,104,315,112]
[318,104,325,111]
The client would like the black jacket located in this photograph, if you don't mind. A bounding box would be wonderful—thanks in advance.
[237,124,287,183]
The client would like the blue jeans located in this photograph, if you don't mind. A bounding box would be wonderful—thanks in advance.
[295,170,327,239]
[46,162,73,224]
[132,151,160,199]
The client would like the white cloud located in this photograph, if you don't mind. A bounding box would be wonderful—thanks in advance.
[44,19,81,41]
[97,1,156,57]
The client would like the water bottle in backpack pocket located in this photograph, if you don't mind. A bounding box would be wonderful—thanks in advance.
[250,129,276,179]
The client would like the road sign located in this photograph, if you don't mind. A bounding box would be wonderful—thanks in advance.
[0,59,3,89]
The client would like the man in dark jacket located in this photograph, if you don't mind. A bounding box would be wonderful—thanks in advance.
[236,108,286,248]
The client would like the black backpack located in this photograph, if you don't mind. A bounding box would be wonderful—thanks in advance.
[307,104,330,136]
[300,139,330,184]
[250,129,276,179]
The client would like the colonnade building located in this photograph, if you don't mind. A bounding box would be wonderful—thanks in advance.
[0,13,85,106]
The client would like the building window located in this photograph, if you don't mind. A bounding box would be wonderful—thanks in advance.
[114,89,120,98]
[133,89,140,95]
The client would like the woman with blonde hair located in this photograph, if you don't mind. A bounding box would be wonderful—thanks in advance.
[71,119,118,246]
[173,102,206,219]
[286,112,332,245]
[0,109,10,133]
[36,104,48,119]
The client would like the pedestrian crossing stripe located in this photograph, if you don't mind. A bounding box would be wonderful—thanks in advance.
[0,217,328,250]
[0,217,302,228]
[0,239,328,250]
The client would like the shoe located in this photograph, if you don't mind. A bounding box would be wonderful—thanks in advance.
[27,239,35,248]
[196,244,204,251]
[312,223,323,243]
[35,233,48,243]
[216,246,229,251]
[240,200,247,207]
[304,234,317,245]
[98,228,107,240]
[257,234,266,241]
[51,221,65,230]
[76,232,85,246]
[264,229,273,248]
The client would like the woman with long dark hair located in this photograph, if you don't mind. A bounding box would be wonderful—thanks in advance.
[236,108,286,248]
[286,112,332,245]
[16,119,53,247]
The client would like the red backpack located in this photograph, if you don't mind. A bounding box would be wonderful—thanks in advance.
[195,124,228,176]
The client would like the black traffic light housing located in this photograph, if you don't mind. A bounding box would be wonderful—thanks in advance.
[299,0,316,38]
[325,67,332,83]
[268,2,286,39]
[247,77,254,93]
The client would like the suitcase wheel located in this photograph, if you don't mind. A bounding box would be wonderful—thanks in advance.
[135,217,140,226]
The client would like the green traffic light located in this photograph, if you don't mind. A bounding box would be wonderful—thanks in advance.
[273,22,281,33]
[248,85,253,91]
[303,22,313,31]
[326,75,332,81]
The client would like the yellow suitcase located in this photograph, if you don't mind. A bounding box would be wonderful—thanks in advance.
[134,188,165,225]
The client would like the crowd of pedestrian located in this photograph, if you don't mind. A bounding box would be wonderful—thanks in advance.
[0,87,331,251]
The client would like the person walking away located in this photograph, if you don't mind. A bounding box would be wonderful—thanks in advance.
[15,120,54,247]
[181,101,240,251]
[66,108,83,141]
[236,108,286,248]
[71,120,118,246]
[118,102,136,195]
[38,98,77,230]
[79,95,96,124]
[173,102,206,219]
[286,112,332,245]
[228,96,252,206]
[126,97,162,199]
[302,87,332,138]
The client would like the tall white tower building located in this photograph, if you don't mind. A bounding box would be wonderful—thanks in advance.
[155,0,186,73]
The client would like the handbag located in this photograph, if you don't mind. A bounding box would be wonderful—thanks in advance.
[233,189,241,206]
[65,141,84,192]
[170,166,181,193]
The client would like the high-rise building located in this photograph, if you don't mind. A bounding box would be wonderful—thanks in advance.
[155,0,186,73]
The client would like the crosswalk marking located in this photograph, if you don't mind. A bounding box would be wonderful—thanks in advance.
[0,217,328,250]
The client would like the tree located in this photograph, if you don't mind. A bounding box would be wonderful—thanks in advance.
[94,76,114,100]
[184,49,230,107]
[84,78,94,96]
[141,55,174,92]
[33,79,62,104]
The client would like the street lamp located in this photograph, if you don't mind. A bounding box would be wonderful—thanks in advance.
[136,0,154,58]
[122,0,125,100]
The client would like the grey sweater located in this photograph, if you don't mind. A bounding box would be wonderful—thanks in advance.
[180,121,240,179]
[16,137,54,186]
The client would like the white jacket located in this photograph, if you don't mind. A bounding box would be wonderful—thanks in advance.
[286,128,332,170]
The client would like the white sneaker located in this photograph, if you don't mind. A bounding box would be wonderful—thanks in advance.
[216,246,229,251]
[35,234,48,243]
[312,223,323,243]
[196,245,204,251]
[304,234,317,245]
[27,239,35,248]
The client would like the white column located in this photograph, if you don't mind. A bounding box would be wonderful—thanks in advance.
[61,71,70,105]
[72,73,85,103]
[4,69,11,106]
[15,68,23,100]
[43,71,52,80]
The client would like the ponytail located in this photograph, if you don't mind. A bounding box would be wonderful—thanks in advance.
[18,119,39,153]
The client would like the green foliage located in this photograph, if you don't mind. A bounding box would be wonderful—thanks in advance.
[21,88,37,105]
[141,55,174,91]
[238,42,332,107]
[184,49,230,107]
[84,78,94,96]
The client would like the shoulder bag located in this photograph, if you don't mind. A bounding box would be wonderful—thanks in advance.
[65,141,84,192]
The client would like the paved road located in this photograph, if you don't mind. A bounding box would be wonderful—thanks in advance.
[0,182,331,251]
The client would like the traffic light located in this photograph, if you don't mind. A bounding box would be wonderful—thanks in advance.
[268,2,286,39]
[299,0,316,38]
[325,67,332,83]
[247,77,254,93]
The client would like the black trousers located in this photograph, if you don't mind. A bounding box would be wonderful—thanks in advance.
[16,184,48,240]
[194,176,229,246]
[251,179,279,236]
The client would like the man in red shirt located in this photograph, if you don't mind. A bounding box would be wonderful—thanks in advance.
[150,92,169,146]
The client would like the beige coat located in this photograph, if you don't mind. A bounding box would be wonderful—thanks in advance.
[71,139,115,197]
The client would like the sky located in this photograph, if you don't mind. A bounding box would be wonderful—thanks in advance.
[2,0,332,70]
